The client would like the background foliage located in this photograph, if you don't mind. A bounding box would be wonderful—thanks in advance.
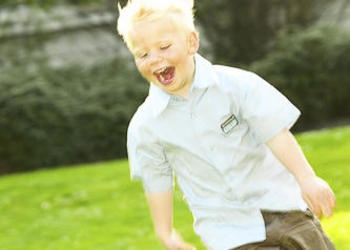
[250,24,350,130]
[195,0,328,66]
[0,56,146,173]
[0,0,349,173]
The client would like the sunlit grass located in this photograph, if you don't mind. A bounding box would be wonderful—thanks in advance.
[0,126,349,249]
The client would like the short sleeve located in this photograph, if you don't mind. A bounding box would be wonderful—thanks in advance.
[127,120,174,193]
[240,72,301,143]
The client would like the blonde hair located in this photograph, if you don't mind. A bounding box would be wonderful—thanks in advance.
[117,0,196,49]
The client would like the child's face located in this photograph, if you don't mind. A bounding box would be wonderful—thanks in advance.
[128,16,199,96]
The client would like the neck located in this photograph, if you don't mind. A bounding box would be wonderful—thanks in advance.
[175,56,196,98]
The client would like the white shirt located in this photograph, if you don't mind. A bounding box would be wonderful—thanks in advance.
[127,54,308,250]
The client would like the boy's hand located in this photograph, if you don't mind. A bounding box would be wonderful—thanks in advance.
[266,129,336,218]
[163,230,196,250]
[299,176,336,218]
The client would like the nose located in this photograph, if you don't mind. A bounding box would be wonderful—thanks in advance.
[148,51,162,66]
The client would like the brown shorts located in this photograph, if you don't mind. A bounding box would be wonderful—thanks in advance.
[232,209,335,250]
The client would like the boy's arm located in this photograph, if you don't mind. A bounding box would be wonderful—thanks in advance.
[146,190,196,250]
[266,128,336,218]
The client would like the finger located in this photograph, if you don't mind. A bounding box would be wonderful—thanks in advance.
[313,207,322,218]
[305,196,322,218]
[322,208,332,218]
[321,202,333,218]
[303,195,316,213]
[323,181,336,209]
[322,191,336,217]
[330,190,336,208]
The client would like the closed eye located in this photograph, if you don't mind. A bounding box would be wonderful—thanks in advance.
[160,44,171,50]
[136,52,148,59]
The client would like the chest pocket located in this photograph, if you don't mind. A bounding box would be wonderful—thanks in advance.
[193,86,241,138]
[191,87,255,171]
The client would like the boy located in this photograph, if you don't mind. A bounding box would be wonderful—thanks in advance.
[117,0,336,249]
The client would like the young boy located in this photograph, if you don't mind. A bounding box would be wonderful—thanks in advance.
[117,0,336,249]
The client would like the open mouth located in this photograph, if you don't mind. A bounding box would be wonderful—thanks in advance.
[154,66,175,86]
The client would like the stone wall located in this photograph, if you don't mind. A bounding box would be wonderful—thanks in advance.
[0,5,132,72]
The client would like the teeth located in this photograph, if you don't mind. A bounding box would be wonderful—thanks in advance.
[159,74,165,82]
[155,66,167,74]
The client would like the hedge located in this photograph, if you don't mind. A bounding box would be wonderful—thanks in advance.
[250,24,350,131]
[0,57,147,173]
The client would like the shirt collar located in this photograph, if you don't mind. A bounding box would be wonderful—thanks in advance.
[148,54,217,117]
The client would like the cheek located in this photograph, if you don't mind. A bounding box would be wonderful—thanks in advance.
[135,61,148,75]
[136,61,153,80]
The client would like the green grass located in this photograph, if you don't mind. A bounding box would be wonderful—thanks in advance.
[0,126,349,250]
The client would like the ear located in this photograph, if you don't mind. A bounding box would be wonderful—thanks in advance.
[187,31,199,55]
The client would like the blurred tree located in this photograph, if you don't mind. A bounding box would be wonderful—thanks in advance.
[195,0,327,66]
[0,56,147,174]
[250,24,350,130]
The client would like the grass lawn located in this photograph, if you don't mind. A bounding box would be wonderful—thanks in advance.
[0,126,349,250]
